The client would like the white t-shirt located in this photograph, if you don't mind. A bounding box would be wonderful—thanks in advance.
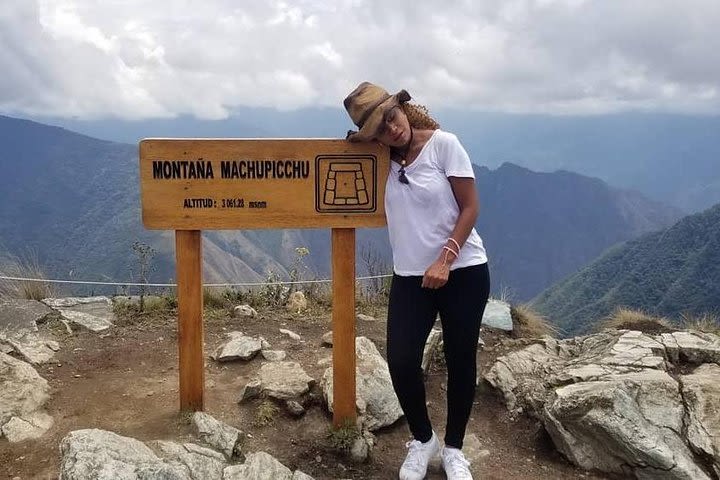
[385,129,488,276]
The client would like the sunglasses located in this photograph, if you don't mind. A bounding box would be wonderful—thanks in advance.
[398,161,409,184]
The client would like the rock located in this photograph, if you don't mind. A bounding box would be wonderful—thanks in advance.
[461,433,487,465]
[286,291,307,312]
[0,298,52,335]
[261,350,287,362]
[0,298,57,364]
[259,337,271,350]
[680,363,720,476]
[192,412,244,460]
[239,379,262,402]
[285,400,306,418]
[223,451,293,480]
[291,471,315,480]
[3,332,59,365]
[211,332,262,362]
[233,305,257,317]
[0,352,51,440]
[44,297,114,332]
[481,299,513,331]
[56,310,113,332]
[356,314,376,322]
[350,430,375,463]
[543,369,709,479]
[321,331,333,347]
[601,329,666,369]
[659,331,720,365]
[321,337,403,431]
[484,329,720,479]
[256,362,315,400]
[279,329,302,341]
[148,440,226,480]
[59,429,188,480]
[110,295,163,307]
[2,412,54,442]
[421,328,442,374]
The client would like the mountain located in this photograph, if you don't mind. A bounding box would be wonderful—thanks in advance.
[29,110,720,213]
[474,162,682,300]
[0,115,299,293]
[0,115,680,300]
[531,203,720,336]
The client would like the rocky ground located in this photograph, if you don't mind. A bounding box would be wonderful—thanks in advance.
[0,294,620,479]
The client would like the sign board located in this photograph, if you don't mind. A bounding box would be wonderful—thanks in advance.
[138,137,386,423]
[139,139,389,229]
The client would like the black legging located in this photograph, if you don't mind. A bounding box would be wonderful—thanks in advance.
[387,263,490,449]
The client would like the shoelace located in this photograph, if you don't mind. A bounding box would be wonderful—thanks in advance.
[444,450,471,478]
[403,440,427,472]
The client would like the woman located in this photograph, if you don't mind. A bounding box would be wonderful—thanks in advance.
[343,82,490,480]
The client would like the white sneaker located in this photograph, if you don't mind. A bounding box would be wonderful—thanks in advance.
[441,446,473,480]
[399,431,440,480]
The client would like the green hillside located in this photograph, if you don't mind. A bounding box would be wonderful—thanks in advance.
[532,204,720,335]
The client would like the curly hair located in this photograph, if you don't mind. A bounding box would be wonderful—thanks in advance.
[401,103,440,130]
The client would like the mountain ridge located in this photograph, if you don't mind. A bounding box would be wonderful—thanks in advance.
[0,115,681,301]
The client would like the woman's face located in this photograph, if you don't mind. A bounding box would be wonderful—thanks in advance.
[375,105,411,147]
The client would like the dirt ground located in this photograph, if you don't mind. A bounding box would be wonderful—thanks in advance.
[0,303,616,480]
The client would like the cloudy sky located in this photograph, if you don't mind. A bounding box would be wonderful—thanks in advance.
[1,0,719,120]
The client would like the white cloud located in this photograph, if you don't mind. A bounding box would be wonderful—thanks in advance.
[0,0,718,119]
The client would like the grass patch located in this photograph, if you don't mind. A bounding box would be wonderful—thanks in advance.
[511,304,559,338]
[598,306,676,334]
[0,253,55,300]
[253,400,279,427]
[325,419,361,452]
[680,312,720,335]
[112,295,176,326]
[203,287,233,310]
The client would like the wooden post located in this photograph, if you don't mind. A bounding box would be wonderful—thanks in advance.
[332,228,356,426]
[175,230,204,412]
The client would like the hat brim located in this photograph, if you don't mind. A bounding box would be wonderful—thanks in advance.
[346,90,410,143]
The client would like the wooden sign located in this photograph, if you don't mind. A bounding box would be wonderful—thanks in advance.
[139,139,389,229]
[138,138,388,426]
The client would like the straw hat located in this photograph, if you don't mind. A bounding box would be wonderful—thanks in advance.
[343,82,411,142]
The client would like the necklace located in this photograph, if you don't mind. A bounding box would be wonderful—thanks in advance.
[397,128,413,184]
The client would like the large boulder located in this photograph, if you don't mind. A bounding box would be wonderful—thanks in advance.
[147,440,227,479]
[59,429,189,479]
[0,298,52,335]
[43,296,114,332]
[680,363,720,476]
[484,330,720,479]
[0,298,57,364]
[0,351,53,441]
[58,427,315,480]
[321,336,403,431]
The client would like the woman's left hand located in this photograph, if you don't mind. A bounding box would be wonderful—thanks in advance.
[422,260,450,289]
